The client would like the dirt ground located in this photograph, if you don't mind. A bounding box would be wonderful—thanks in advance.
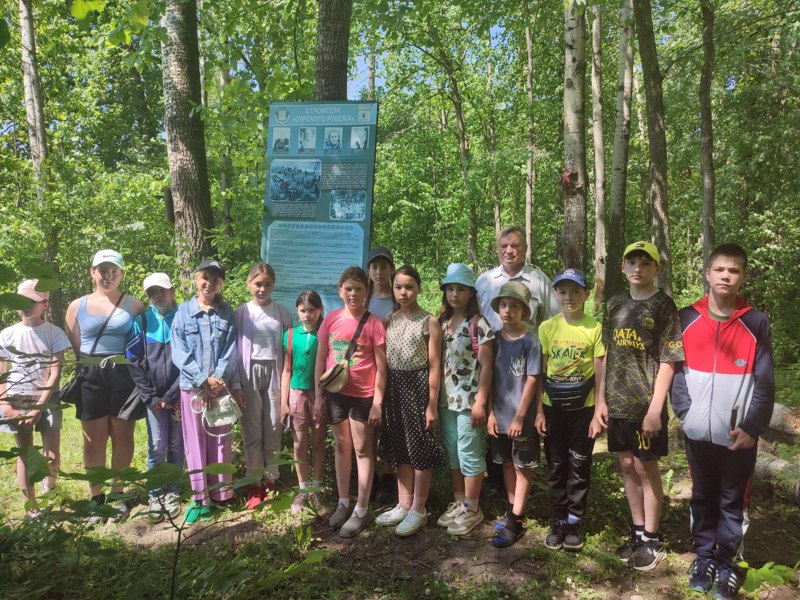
[112,471,800,600]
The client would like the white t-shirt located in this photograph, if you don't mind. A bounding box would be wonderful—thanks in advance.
[248,301,292,360]
[0,322,71,396]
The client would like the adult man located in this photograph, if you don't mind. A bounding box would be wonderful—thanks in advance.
[476,226,560,332]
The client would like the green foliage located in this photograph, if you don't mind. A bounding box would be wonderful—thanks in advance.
[741,560,798,594]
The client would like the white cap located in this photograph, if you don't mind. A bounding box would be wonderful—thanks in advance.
[143,272,173,292]
[92,249,125,269]
[17,279,49,302]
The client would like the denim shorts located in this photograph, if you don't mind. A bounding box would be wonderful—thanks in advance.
[439,405,486,477]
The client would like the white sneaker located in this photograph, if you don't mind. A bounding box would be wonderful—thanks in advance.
[446,504,483,536]
[436,501,463,527]
[395,510,428,537]
[376,504,409,527]
[108,500,130,523]
[164,492,181,520]
[147,496,165,524]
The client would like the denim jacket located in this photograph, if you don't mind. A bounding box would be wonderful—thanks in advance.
[171,296,241,391]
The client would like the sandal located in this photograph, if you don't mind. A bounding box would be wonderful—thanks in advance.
[491,521,523,548]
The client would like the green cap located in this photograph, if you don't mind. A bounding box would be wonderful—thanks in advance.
[490,281,532,319]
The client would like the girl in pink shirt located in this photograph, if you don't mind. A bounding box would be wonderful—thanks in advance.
[314,267,387,538]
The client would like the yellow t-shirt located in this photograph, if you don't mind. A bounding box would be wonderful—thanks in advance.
[538,313,605,408]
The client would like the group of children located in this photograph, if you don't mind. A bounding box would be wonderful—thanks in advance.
[0,240,773,600]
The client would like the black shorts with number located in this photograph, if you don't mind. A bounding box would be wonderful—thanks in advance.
[607,408,668,461]
[489,433,541,469]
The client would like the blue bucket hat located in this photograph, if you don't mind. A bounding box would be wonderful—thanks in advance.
[553,268,588,289]
[440,263,476,290]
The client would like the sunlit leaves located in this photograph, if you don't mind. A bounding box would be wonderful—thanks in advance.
[71,0,107,21]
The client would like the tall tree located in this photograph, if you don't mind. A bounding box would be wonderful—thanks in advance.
[161,0,214,288]
[634,0,673,293]
[18,0,64,326]
[561,0,588,269]
[316,0,353,100]
[607,0,634,301]
[699,0,716,276]
[522,0,537,262]
[590,4,606,309]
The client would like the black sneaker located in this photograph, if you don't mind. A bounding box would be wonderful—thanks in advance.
[712,564,742,600]
[689,556,718,592]
[563,521,585,551]
[544,520,565,550]
[628,538,667,571]
[615,530,642,562]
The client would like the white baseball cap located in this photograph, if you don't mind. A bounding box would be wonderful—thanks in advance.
[17,279,49,302]
[143,272,173,292]
[92,249,125,269]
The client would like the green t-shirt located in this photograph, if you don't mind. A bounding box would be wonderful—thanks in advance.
[538,313,605,408]
[282,325,319,390]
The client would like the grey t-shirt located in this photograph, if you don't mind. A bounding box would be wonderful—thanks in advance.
[492,330,542,437]
[368,295,394,321]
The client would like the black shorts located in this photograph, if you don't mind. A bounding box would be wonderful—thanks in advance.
[607,412,668,462]
[489,433,540,469]
[76,359,135,421]
[326,391,373,424]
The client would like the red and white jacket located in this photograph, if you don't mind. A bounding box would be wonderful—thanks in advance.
[671,296,774,446]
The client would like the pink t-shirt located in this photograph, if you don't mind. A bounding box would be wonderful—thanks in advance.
[318,309,385,398]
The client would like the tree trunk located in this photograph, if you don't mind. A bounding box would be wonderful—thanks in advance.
[607,0,634,302]
[562,1,588,270]
[523,0,537,263]
[161,0,214,291]
[699,0,716,282]
[634,0,672,293]
[18,0,64,328]
[590,4,606,311]
[632,53,651,231]
[315,0,353,100]
[220,53,234,238]
[368,49,376,100]
[485,29,502,238]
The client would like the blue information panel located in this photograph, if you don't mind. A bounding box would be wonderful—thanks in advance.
[262,101,378,315]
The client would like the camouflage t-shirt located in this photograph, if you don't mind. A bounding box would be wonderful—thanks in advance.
[602,290,684,420]
[440,316,494,412]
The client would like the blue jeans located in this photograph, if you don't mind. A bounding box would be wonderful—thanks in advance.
[146,405,185,494]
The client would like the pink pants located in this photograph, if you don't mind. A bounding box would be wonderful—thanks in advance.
[180,390,233,505]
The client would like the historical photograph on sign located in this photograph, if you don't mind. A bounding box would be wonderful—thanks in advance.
[272,127,290,153]
[350,126,369,151]
[269,160,321,205]
[329,190,367,221]
[324,127,343,152]
[297,127,316,153]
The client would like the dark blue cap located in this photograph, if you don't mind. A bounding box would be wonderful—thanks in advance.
[553,268,587,289]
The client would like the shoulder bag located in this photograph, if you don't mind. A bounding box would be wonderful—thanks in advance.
[319,311,371,393]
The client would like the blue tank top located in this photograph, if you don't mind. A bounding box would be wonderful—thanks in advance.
[77,295,136,355]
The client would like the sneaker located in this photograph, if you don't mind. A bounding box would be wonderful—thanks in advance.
[199,504,219,521]
[245,484,266,511]
[291,493,307,514]
[184,501,204,525]
[436,501,462,527]
[563,521,585,551]
[376,504,409,527]
[339,509,374,538]
[689,556,718,592]
[616,530,642,562]
[544,520,565,550]
[628,538,667,571]
[329,502,353,529]
[712,564,742,600]
[108,500,130,523]
[163,492,181,520]
[147,496,165,524]
[446,504,484,536]
[85,493,107,527]
[395,510,427,537]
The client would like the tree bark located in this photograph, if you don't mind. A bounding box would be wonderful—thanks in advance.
[18,0,64,328]
[607,0,634,302]
[590,4,606,311]
[485,29,502,238]
[632,50,651,232]
[699,0,716,281]
[634,0,673,293]
[562,1,588,270]
[161,0,214,290]
[220,52,234,238]
[523,0,537,263]
[315,0,353,100]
